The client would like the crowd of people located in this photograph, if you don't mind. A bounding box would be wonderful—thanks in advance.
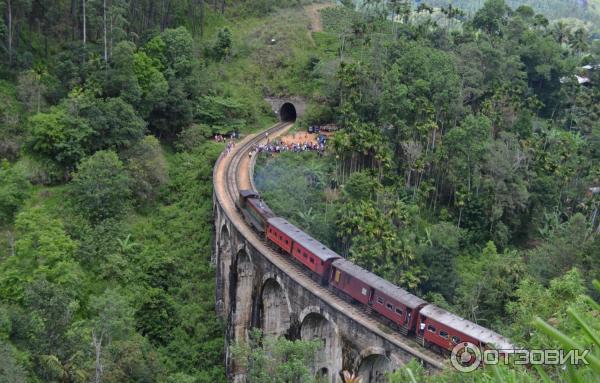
[215,134,237,155]
[251,134,327,158]
[254,140,325,154]
[219,131,328,157]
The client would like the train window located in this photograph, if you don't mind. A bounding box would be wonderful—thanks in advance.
[309,258,315,264]
[303,252,308,258]
[395,308,403,316]
[321,260,324,265]
[376,296,384,305]
[439,331,449,339]
[427,325,436,333]
[285,240,289,244]
[361,288,368,296]
[334,271,341,283]
[452,336,461,344]
[386,303,394,311]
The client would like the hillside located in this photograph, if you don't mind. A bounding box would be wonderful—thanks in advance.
[424,0,599,21]
[0,2,327,382]
[0,0,599,382]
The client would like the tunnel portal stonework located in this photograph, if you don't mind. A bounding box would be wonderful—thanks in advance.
[264,97,306,122]
[213,197,441,383]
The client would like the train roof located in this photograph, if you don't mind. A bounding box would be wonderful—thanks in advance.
[240,189,259,198]
[419,305,515,350]
[332,259,427,309]
[267,217,340,262]
[247,197,275,218]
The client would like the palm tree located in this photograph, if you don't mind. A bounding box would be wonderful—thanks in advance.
[40,353,88,383]
[551,21,570,45]
[441,4,465,29]
[570,28,589,56]
[533,279,600,381]
[343,370,363,383]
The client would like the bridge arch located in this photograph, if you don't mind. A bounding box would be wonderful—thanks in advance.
[356,348,395,383]
[260,276,291,338]
[232,249,255,343]
[279,102,297,122]
[300,308,343,383]
[218,225,233,316]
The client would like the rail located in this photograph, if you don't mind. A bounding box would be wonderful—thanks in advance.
[213,122,447,370]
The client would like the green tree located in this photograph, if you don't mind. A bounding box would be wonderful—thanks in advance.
[89,288,135,383]
[161,27,195,76]
[212,28,232,61]
[102,41,143,105]
[24,279,88,383]
[441,114,491,228]
[132,51,169,118]
[27,106,93,172]
[78,96,147,152]
[69,150,132,223]
[0,80,24,160]
[0,340,28,383]
[0,160,30,227]
[507,269,588,350]
[0,208,83,302]
[570,28,589,55]
[416,222,463,299]
[455,242,525,327]
[472,0,510,35]
[122,136,168,204]
[232,329,322,383]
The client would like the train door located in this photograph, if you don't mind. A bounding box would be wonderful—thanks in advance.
[418,315,427,337]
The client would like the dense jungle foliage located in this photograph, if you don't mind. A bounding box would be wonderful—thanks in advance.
[0,0,324,382]
[254,0,600,381]
[0,0,598,382]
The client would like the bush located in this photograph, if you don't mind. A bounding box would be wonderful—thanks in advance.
[175,124,212,152]
[123,136,168,204]
[0,160,31,227]
[69,151,132,223]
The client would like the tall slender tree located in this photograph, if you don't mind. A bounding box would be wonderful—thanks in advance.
[82,0,86,46]
[103,0,107,61]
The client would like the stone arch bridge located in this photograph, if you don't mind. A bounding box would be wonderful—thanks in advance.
[213,102,445,382]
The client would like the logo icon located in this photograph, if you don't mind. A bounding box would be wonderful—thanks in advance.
[451,342,482,372]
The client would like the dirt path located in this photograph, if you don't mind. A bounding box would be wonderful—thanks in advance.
[304,1,336,33]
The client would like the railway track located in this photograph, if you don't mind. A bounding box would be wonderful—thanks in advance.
[214,122,447,370]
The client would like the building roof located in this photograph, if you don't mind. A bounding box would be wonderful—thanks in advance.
[420,305,515,350]
[582,64,600,70]
[267,217,340,262]
[332,259,427,309]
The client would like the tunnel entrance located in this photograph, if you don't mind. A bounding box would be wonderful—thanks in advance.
[279,103,297,122]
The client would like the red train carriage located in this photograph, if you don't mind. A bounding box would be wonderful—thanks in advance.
[330,259,374,305]
[330,259,427,334]
[369,277,427,336]
[267,217,340,284]
[238,190,274,233]
[266,217,294,254]
[416,305,514,353]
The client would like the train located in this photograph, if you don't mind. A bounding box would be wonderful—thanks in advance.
[237,189,515,357]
